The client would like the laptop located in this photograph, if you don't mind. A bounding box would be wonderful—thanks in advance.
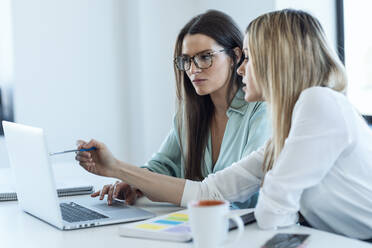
[2,121,155,230]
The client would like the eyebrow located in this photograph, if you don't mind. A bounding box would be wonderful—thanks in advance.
[181,49,214,56]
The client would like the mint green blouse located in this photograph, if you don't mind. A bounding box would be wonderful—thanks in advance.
[142,89,271,208]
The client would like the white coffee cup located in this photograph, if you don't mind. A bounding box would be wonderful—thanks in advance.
[188,199,244,248]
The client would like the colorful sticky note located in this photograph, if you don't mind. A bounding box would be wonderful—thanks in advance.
[136,223,167,230]
[166,216,188,222]
[165,225,191,233]
[169,213,189,218]
[154,219,183,225]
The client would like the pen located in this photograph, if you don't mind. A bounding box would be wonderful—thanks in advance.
[49,147,97,156]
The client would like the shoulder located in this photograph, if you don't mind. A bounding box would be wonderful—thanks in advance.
[245,101,267,116]
[292,87,350,134]
[294,86,343,118]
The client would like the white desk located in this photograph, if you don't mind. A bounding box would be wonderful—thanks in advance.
[0,163,371,248]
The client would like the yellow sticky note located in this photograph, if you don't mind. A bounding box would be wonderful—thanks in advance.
[166,213,189,222]
[169,213,189,218]
[136,223,166,230]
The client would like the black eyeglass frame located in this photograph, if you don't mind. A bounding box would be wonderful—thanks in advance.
[174,49,227,71]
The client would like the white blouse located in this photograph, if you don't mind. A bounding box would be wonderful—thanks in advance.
[181,86,372,239]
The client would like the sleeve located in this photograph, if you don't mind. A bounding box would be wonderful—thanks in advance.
[254,88,351,229]
[243,102,271,157]
[181,146,265,207]
[141,118,182,177]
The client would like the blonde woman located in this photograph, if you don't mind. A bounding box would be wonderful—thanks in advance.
[76,9,372,240]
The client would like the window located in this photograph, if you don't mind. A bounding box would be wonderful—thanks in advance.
[338,0,372,124]
[0,0,15,135]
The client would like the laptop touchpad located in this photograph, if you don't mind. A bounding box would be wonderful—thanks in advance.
[92,201,129,212]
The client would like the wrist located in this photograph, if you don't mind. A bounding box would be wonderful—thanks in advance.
[108,158,122,178]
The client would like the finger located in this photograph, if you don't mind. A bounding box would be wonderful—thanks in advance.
[76,140,87,149]
[79,160,95,167]
[123,186,136,204]
[126,190,136,205]
[83,139,103,150]
[78,161,97,175]
[75,155,91,163]
[91,190,100,197]
[135,188,144,198]
[78,161,90,172]
[100,185,111,200]
[128,188,140,205]
[76,151,91,159]
[114,182,128,199]
[113,181,121,198]
[107,185,115,205]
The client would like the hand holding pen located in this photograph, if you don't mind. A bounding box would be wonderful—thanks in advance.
[75,139,119,178]
[49,147,97,156]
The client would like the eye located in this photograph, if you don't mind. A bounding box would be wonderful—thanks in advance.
[244,55,249,61]
[199,54,212,61]
[181,56,190,62]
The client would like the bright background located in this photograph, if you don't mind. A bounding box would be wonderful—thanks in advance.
[0,0,338,169]
[344,0,372,116]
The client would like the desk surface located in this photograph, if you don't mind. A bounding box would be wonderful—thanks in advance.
[0,163,371,248]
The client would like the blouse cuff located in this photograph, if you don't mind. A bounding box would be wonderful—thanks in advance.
[181,180,201,207]
[254,190,298,229]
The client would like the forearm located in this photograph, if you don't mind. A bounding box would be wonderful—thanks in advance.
[112,160,186,205]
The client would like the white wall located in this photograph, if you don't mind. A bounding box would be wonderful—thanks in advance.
[1,0,132,168]
[0,0,276,169]
[0,0,337,169]
[275,0,337,50]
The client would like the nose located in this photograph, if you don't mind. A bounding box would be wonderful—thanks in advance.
[189,59,201,74]
[237,61,245,76]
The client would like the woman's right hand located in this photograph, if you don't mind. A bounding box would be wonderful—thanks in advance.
[75,139,118,178]
[91,181,143,205]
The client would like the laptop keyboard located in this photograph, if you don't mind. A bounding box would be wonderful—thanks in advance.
[60,202,109,223]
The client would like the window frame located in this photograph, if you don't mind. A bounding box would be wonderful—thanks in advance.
[336,0,372,125]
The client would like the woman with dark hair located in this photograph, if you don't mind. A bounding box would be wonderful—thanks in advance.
[81,10,270,209]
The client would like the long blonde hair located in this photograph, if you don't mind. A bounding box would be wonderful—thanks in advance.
[246,9,347,174]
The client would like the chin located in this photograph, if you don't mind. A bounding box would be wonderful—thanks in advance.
[244,95,251,102]
[244,94,258,102]
[195,91,209,96]
[194,87,210,96]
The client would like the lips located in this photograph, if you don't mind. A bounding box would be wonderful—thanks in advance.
[192,79,207,85]
[192,79,206,82]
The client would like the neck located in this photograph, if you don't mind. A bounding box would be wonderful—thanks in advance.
[210,83,238,116]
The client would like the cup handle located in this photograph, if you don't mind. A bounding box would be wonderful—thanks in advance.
[222,212,244,247]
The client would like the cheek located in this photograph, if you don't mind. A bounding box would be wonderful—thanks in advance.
[244,65,262,101]
[208,60,231,84]
[247,63,254,83]
[215,59,231,76]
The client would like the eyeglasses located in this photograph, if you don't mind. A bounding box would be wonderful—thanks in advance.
[174,49,227,71]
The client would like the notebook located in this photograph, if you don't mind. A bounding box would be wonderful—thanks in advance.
[0,183,94,201]
[118,209,256,242]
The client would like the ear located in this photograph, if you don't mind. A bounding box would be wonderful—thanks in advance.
[233,47,242,64]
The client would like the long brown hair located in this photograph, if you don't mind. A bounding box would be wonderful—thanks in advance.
[246,9,347,175]
[174,10,244,180]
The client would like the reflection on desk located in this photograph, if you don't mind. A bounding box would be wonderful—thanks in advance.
[0,163,370,248]
[1,196,370,248]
